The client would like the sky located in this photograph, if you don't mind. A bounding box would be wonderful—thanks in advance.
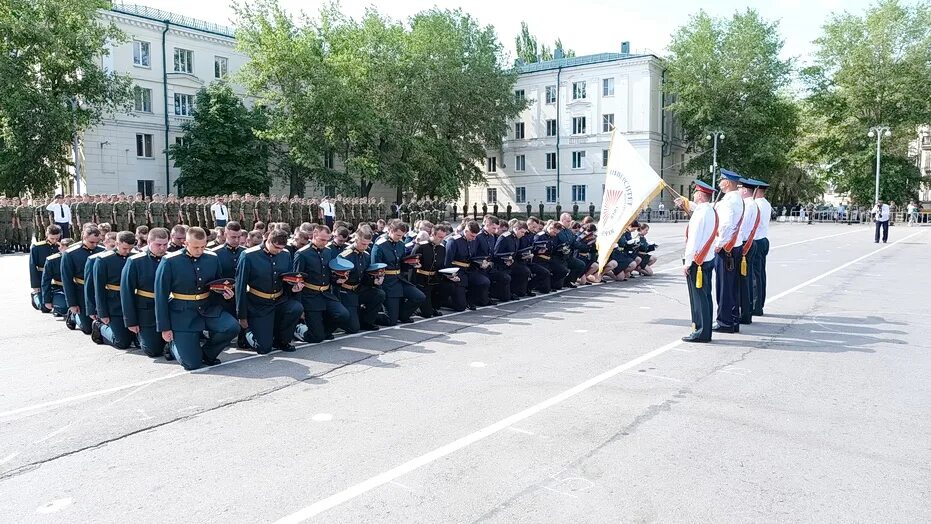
[137,0,882,65]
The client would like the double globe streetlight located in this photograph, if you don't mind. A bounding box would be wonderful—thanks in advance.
[868,126,891,203]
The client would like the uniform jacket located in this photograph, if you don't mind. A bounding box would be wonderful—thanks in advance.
[121,249,162,328]
[94,249,134,318]
[154,248,225,333]
[60,243,103,309]
[235,245,293,319]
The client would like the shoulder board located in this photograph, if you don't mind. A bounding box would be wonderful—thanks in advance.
[202,249,217,256]
[209,245,223,252]
[501,231,512,237]
[296,245,311,253]
[46,253,61,261]
[34,240,47,246]
[375,237,388,245]
[164,250,184,259]
[404,241,414,249]
[66,243,83,252]
[244,245,262,254]
[450,234,461,240]
[130,251,147,260]
[340,247,353,258]
[98,250,115,258]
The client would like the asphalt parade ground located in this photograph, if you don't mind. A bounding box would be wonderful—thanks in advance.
[1,222,929,523]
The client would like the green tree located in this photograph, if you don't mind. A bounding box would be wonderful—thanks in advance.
[514,21,575,64]
[800,0,930,204]
[665,9,805,202]
[0,0,132,195]
[168,82,270,196]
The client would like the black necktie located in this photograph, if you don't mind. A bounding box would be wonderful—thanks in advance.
[60,205,64,219]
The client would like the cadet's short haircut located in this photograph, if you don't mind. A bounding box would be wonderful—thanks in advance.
[582,216,594,224]
[527,216,541,226]
[83,224,101,237]
[465,221,481,234]
[312,224,331,235]
[98,223,112,234]
[187,227,207,241]
[483,215,499,225]
[434,223,453,235]
[148,227,169,241]
[334,226,350,239]
[388,220,409,233]
[225,221,241,232]
[268,230,289,246]
[47,224,62,236]
[60,238,74,248]
[582,223,597,233]
[254,221,266,231]
[248,230,263,243]
[135,225,149,235]
[105,231,118,240]
[117,231,136,245]
[629,220,641,228]
[171,224,188,236]
[293,230,309,242]
[352,228,373,241]
[513,220,528,232]
[419,221,434,232]
[299,222,313,233]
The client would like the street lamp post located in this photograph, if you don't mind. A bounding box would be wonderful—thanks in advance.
[867,126,891,203]
[706,131,725,187]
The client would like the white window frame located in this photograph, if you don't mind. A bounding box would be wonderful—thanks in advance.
[545,152,557,170]
[515,154,526,172]
[572,184,587,202]
[133,40,151,67]
[545,85,557,104]
[572,151,586,169]
[602,77,615,97]
[174,93,194,116]
[514,89,525,102]
[602,113,614,132]
[572,81,586,100]
[487,156,497,173]
[136,133,153,158]
[572,116,586,135]
[214,56,229,79]
[514,122,525,140]
[487,188,498,204]
[175,136,191,148]
[545,186,557,203]
[515,186,527,204]
[173,48,194,74]
[546,119,557,137]
[602,149,609,167]
[133,86,152,113]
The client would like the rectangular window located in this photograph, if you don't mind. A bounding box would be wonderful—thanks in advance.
[133,40,151,67]
[487,156,497,172]
[603,149,609,167]
[514,154,526,172]
[137,180,154,197]
[572,116,586,135]
[174,93,194,116]
[572,151,586,169]
[514,122,525,139]
[174,136,191,148]
[173,48,193,73]
[572,81,586,100]
[602,113,615,132]
[546,119,557,137]
[133,86,152,113]
[546,186,557,203]
[515,186,527,203]
[136,134,153,158]
[214,56,228,79]
[572,184,587,202]
[545,152,557,170]
[514,89,525,103]
[545,85,557,104]
[324,150,335,170]
[603,77,615,97]
[487,188,498,203]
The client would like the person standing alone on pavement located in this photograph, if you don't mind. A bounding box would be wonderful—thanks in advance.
[872,200,890,243]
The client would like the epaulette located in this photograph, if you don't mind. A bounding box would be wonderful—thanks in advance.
[66,243,83,252]
[164,250,184,258]
[209,244,225,252]
[340,247,353,258]
[202,249,217,256]
[296,244,312,253]
[244,245,262,254]
[130,251,148,260]
[450,234,461,240]
[375,237,388,245]
[97,250,115,258]
[33,240,47,246]
[46,253,61,261]
[501,231,512,237]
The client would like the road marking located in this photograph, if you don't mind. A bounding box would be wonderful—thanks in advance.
[469,362,487,368]
[36,498,73,514]
[33,423,73,444]
[0,453,18,465]
[271,231,922,523]
[311,413,333,422]
[507,427,534,435]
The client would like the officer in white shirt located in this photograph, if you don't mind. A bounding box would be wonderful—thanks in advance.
[713,169,745,333]
[751,180,772,316]
[872,200,890,243]
[736,178,761,325]
[210,197,229,227]
[46,194,73,239]
[682,180,718,343]
[319,197,335,229]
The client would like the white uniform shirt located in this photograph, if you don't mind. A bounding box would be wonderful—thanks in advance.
[714,190,744,249]
[320,201,335,217]
[46,202,72,224]
[739,196,760,243]
[210,202,229,221]
[684,202,717,265]
[872,203,890,222]
[755,198,772,239]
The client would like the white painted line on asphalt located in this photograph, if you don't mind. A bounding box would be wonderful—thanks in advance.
[32,424,73,445]
[507,427,534,435]
[624,371,684,383]
[0,453,18,465]
[36,498,73,514]
[271,231,923,523]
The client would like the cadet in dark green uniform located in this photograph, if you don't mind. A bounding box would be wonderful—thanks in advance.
[228,193,242,228]
[0,197,14,253]
[34,201,48,242]
[16,198,36,251]
[241,195,256,231]
[96,196,115,227]
[114,194,132,232]
[290,197,303,228]
[131,193,149,229]
[150,196,166,229]
[256,195,270,225]
[399,197,410,223]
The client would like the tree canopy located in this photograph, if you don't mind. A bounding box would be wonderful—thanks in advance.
[514,21,575,65]
[0,0,132,195]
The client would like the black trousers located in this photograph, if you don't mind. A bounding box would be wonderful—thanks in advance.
[874,220,889,242]
[508,263,532,297]
[750,238,769,314]
[738,248,753,324]
[528,262,551,293]
[487,268,512,301]
[546,259,569,290]
[462,270,490,307]
[714,245,741,328]
[687,261,715,341]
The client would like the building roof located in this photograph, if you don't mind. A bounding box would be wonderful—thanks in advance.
[516,52,656,74]
[109,3,236,38]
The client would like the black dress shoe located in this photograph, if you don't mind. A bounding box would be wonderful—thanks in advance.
[488,299,499,305]
[237,331,249,349]
[276,343,297,352]
[681,335,710,343]
[164,346,175,361]
[752,310,764,316]
[712,323,737,333]
[65,311,77,330]
[202,357,221,366]
[360,324,380,331]
[566,282,578,288]
[90,320,104,345]
[324,333,335,340]
[526,291,536,297]
[399,318,414,324]
[467,304,477,311]
[432,310,443,316]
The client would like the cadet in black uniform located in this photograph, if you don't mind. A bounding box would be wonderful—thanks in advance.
[60,224,104,334]
[495,220,533,298]
[41,238,73,317]
[476,216,511,301]
[91,231,137,349]
[533,221,569,291]
[293,224,351,342]
[122,228,170,358]
[338,228,386,333]
[29,224,62,312]
[371,220,425,325]
[445,220,489,309]
[236,229,303,353]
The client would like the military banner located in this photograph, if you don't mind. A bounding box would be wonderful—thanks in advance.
[595,130,665,272]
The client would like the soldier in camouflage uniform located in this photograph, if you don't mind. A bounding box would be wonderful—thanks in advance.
[410,198,421,223]
[198,197,210,227]
[166,194,181,227]
[309,198,320,224]
[114,194,131,232]
[150,195,166,229]
[399,197,410,223]
[241,194,255,231]
[0,197,14,253]
[96,195,115,227]
[130,193,148,229]
[267,195,280,222]
[15,198,36,250]
[228,192,242,227]
[256,194,270,225]
[34,200,48,241]
[290,196,303,228]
